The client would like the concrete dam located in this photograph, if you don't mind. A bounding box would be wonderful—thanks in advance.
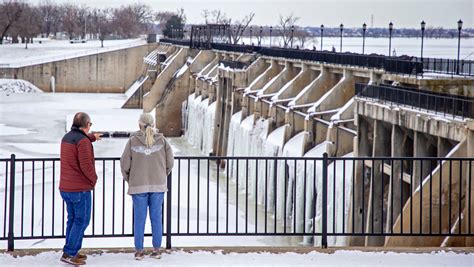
[126,39,474,248]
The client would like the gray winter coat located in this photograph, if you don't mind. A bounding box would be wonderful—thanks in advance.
[120,130,174,195]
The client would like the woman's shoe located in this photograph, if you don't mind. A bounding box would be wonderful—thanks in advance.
[60,253,86,265]
[134,251,145,260]
[76,252,88,260]
[150,250,161,259]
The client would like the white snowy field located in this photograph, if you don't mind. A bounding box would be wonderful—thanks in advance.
[0,249,472,266]
[0,39,146,68]
[0,92,142,158]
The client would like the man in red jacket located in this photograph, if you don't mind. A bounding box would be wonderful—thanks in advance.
[59,112,101,265]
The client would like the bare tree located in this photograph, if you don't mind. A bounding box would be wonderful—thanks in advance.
[94,8,113,47]
[76,5,90,39]
[112,3,154,38]
[214,9,231,24]
[156,8,186,36]
[201,9,249,43]
[130,3,154,33]
[228,12,255,45]
[0,0,26,44]
[294,28,312,48]
[11,4,41,48]
[277,14,299,48]
[156,11,174,29]
[60,4,80,39]
[201,9,210,24]
[38,0,61,38]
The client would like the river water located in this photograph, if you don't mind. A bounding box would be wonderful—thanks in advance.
[239,36,474,59]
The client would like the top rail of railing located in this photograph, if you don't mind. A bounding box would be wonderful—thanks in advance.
[159,38,474,77]
[355,83,474,119]
[2,155,474,161]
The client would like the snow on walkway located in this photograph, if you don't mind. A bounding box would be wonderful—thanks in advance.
[0,249,472,266]
[0,39,146,68]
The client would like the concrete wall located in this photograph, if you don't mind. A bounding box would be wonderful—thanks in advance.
[143,47,188,113]
[0,44,155,93]
[150,43,474,248]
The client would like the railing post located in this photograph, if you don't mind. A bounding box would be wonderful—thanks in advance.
[166,172,172,249]
[321,153,328,248]
[7,154,16,252]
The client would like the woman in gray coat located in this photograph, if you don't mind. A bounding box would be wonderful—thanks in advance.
[120,113,174,260]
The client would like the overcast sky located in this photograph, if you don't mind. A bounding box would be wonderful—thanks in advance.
[28,0,473,28]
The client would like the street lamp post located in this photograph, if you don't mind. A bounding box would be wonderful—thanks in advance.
[196,27,200,47]
[388,22,393,56]
[420,20,426,61]
[269,26,273,47]
[362,23,367,54]
[290,25,295,48]
[320,24,324,50]
[171,25,174,38]
[259,26,263,46]
[233,26,237,44]
[250,26,253,45]
[339,24,343,52]
[457,19,463,75]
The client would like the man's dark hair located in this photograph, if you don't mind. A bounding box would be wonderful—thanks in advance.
[72,112,91,128]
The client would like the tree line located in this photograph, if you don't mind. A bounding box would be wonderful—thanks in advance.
[0,0,158,45]
[0,1,312,48]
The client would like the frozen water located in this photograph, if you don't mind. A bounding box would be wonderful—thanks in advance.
[202,101,217,156]
[183,94,217,155]
[65,114,141,133]
[0,92,141,158]
[0,92,285,249]
[326,152,354,246]
[226,111,242,182]
[276,131,309,228]
[0,124,36,136]
[258,124,289,214]
[301,142,328,244]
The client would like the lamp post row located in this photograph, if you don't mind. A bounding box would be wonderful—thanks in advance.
[176,20,463,72]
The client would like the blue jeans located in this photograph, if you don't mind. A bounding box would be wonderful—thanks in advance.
[132,192,164,251]
[60,191,91,257]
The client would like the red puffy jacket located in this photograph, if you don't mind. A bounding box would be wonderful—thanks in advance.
[59,127,97,192]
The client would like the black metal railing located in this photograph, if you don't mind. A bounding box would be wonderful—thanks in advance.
[160,38,191,47]
[161,38,474,77]
[422,58,474,77]
[355,83,474,119]
[160,38,422,76]
[1,154,472,251]
[219,60,249,70]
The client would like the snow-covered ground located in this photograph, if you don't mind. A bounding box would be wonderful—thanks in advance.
[0,79,43,94]
[0,249,472,266]
[0,39,146,68]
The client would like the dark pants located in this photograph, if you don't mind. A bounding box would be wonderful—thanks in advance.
[60,191,91,257]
